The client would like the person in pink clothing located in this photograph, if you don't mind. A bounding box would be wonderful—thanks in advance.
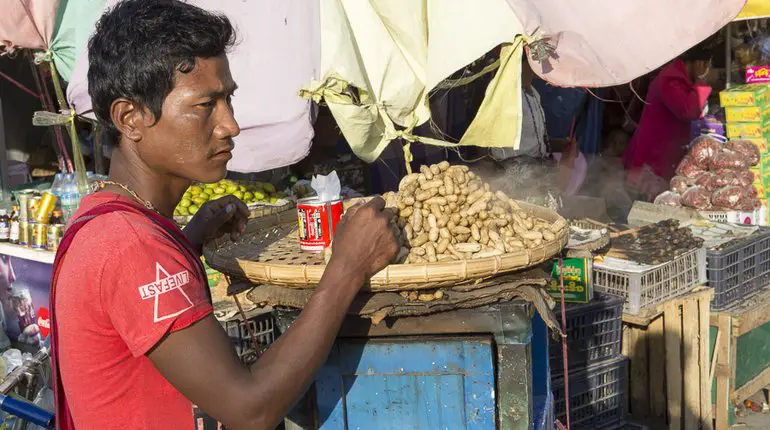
[623,46,713,200]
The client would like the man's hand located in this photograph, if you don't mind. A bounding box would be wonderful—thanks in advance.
[328,197,399,284]
[183,195,248,252]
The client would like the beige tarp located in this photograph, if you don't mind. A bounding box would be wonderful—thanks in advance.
[302,0,525,165]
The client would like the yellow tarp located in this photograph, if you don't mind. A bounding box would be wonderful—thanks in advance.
[302,0,525,164]
[736,0,770,20]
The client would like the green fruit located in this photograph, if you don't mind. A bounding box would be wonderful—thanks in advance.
[239,185,247,192]
[204,188,214,195]
[243,192,254,202]
[269,197,279,204]
[190,186,203,195]
[233,190,244,200]
[253,191,266,201]
[290,175,298,184]
[179,198,192,208]
[263,183,276,194]
[177,207,190,216]
[210,194,225,201]
[188,205,200,215]
[225,185,239,194]
[174,208,181,216]
[272,192,286,199]
[193,196,207,206]
[213,186,225,194]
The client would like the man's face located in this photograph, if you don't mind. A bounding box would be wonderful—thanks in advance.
[135,55,240,184]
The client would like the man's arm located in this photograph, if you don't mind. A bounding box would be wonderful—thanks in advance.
[148,198,398,430]
[148,263,362,429]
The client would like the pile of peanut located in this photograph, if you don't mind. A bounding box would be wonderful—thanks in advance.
[383,162,558,264]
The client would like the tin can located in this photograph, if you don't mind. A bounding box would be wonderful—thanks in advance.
[31,222,47,250]
[296,197,343,253]
[28,196,41,222]
[34,192,57,224]
[18,221,30,247]
[16,193,31,222]
[47,224,64,252]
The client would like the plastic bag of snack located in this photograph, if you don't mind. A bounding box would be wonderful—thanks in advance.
[711,186,744,209]
[681,186,712,209]
[654,191,682,207]
[735,196,761,211]
[709,149,751,171]
[691,171,717,190]
[725,140,760,166]
[712,169,740,188]
[669,176,690,194]
[676,156,705,179]
[689,136,722,169]
[736,170,755,187]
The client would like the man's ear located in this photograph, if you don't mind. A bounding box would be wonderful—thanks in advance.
[110,98,147,143]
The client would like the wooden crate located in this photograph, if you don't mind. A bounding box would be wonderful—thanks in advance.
[621,287,715,430]
[711,285,770,430]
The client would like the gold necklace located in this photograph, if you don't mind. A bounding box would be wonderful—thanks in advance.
[96,180,161,214]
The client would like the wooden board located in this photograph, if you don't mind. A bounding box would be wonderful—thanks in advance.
[630,327,650,417]
[699,297,714,430]
[682,298,700,430]
[715,314,731,430]
[648,316,667,419]
[664,301,683,430]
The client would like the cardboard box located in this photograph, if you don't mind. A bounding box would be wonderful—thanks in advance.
[720,84,770,107]
[547,258,593,304]
[726,121,770,139]
[725,103,770,123]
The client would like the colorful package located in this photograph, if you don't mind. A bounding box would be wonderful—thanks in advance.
[720,84,770,107]
[725,103,770,123]
[726,122,770,139]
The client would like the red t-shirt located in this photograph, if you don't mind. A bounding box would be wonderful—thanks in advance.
[55,193,213,429]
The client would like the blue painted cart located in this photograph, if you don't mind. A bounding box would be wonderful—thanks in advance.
[278,300,552,430]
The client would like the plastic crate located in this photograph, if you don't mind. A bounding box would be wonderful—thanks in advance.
[549,294,624,376]
[222,308,276,358]
[706,228,770,310]
[552,357,628,430]
[593,248,706,315]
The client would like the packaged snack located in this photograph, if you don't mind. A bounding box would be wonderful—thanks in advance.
[692,171,718,190]
[676,156,705,179]
[670,176,690,194]
[725,140,761,166]
[681,186,712,210]
[711,186,744,209]
[689,136,722,169]
[654,191,682,207]
[710,150,751,171]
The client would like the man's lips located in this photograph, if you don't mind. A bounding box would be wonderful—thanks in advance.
[212,143,235,159]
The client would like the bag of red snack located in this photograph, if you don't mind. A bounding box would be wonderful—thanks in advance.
[689,136,722,169]
[669,176,690,194]
[735,196,761,211]
[736,170,755,187]
[709,149,751,171]
[676,156,705,179]
[681,186,712,209]
[711,186,744,209]
[692,171,718,190]
[654,191,682,207]
[712,169,741,188]
[725,140,760,166]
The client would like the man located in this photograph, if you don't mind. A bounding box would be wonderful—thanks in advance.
[623,45,713,200]
[52,1,399,429]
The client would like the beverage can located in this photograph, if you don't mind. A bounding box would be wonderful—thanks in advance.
[34,192,57,224]
[47,224,64,252]
[16,192,32,222]
[31,223,47,250]
[18,221,30,247]
[296,197,343,253]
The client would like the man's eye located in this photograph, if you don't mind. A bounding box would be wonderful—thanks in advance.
[200,100,216,108]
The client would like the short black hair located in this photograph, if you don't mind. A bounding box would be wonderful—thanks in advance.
[87,0,236,140]
[681,43,714,63]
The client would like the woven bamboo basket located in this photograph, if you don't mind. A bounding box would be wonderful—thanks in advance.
[204,201,568,291]
[174,200,295,225]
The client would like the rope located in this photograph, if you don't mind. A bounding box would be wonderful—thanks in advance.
[558,258,571,430]
[233,293,262,359]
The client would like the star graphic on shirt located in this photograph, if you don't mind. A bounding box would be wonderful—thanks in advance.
[137,263,194,323]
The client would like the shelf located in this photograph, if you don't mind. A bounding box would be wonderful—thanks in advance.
[0,243,54,265]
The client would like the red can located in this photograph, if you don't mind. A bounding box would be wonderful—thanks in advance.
[297,197,343,253]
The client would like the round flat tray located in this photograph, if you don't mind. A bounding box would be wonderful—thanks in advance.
[204,201,568,291]
[174,200,295,225]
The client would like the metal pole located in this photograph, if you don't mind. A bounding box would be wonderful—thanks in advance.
[0,96,10,202]
[726,23,733,89]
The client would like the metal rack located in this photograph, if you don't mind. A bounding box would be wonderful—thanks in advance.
[0,349,54,429]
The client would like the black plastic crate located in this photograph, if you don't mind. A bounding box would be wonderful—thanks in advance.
[223,308,276,359]
[552,356,628,430]
[706,228,770,311]
[549,294,624,376]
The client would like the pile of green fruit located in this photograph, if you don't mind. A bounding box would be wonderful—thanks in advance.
[174,179,286,217]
